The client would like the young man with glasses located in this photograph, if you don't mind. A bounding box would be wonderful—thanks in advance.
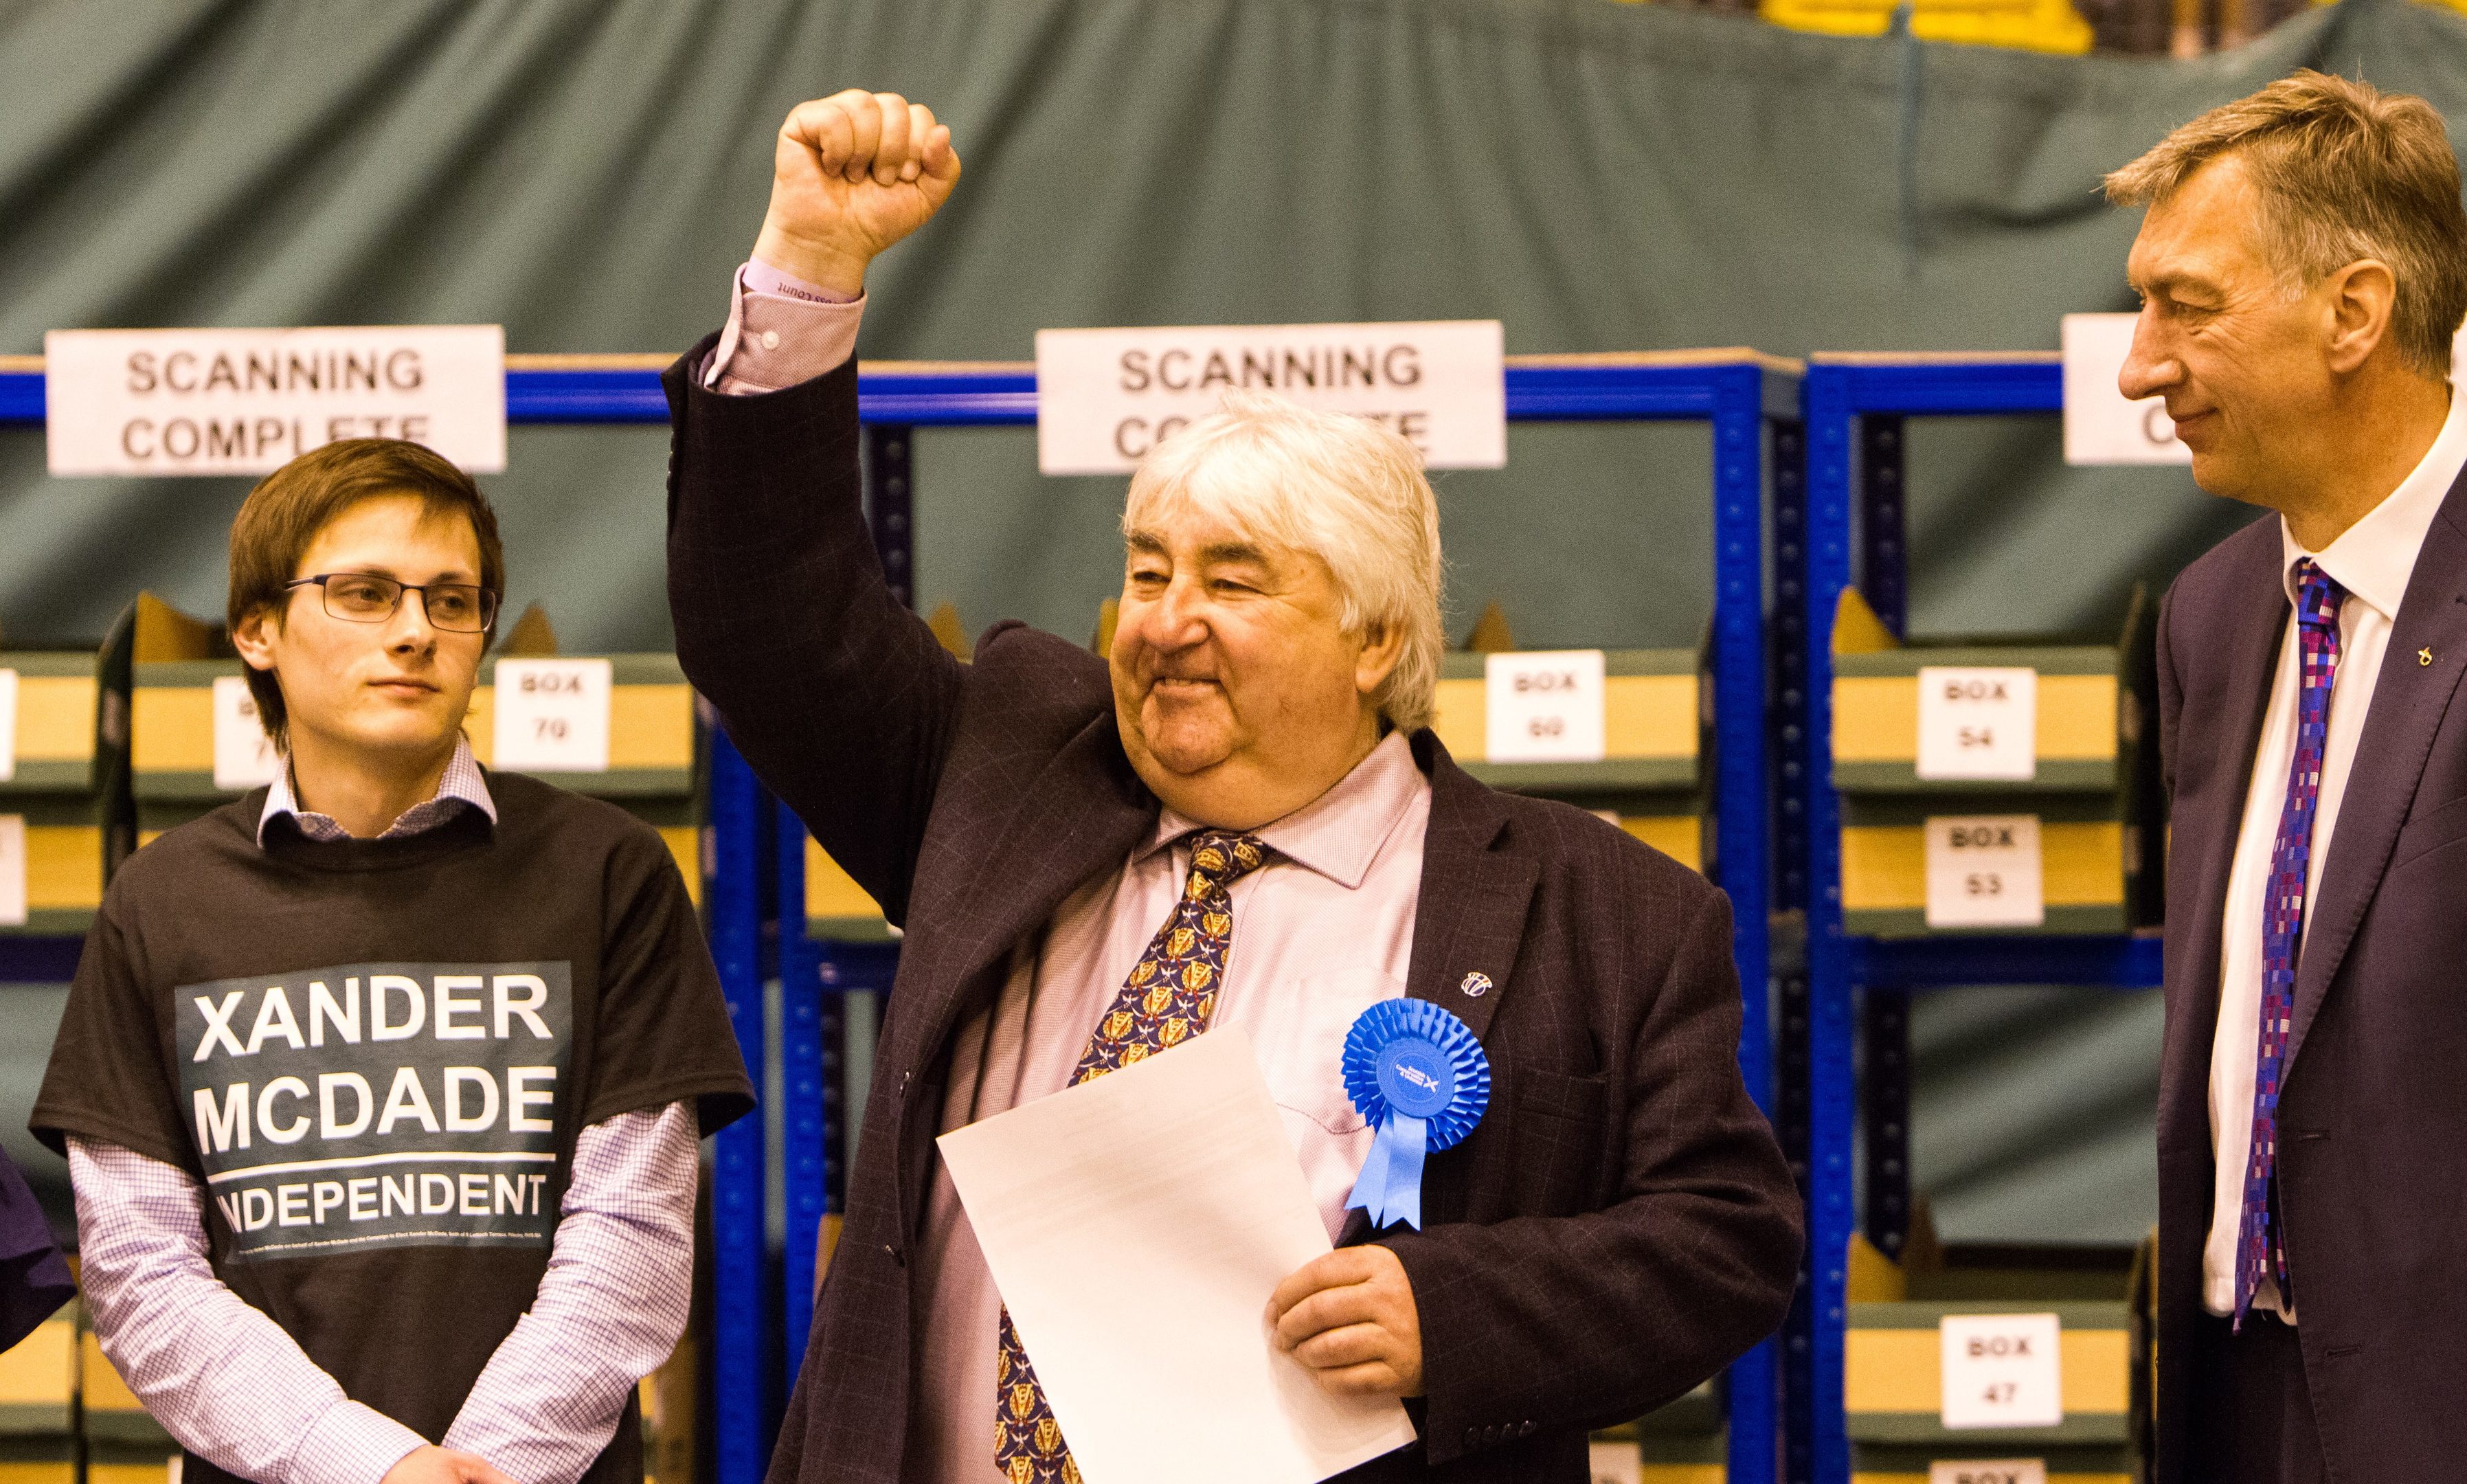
[32,439,753,1484]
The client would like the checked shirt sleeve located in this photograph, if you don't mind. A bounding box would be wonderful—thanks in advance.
[69,1138,427,1484]
[442,1101,699,1484]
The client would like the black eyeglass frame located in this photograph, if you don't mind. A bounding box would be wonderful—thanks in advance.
[281,573,502,633]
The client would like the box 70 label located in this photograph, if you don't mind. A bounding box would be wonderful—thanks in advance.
[492,659,612,772]
[1929,1463,2047,1484]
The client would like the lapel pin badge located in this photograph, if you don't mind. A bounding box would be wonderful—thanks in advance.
[1458,971,1493,998]
[2422,647,2435,667]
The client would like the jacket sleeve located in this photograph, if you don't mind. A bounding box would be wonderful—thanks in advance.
[1378,887,1802,1465]
[663,344,965,925]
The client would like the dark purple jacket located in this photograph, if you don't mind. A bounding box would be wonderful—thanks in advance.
[664,346,1799,1484]
[2155,466,2467,1482]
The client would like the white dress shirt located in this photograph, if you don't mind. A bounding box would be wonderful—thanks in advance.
[2205,386,2467,1320]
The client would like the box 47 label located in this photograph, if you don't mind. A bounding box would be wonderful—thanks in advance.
[1939,1312,2063,1430]
[1916,666,2036,781]
[1924,815,2044,929]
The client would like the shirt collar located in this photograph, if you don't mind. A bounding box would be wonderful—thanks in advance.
[2281,385,2467,620]
[257,734,498,848]
[1140,728,1427,890]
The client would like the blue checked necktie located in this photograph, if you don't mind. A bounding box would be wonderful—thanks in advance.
[993,829,1274,1484]
[2235,558,2345,1328]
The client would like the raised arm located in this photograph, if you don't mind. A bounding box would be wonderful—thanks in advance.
[666,91,965,923]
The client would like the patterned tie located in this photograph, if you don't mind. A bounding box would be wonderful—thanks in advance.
[2235,558,2345,1327]
[993,829,1274,1484]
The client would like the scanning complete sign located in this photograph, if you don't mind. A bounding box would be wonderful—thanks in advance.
[45,326,506,476]
[1035,321,1505,475]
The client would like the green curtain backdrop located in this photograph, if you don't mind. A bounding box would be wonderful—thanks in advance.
[5,0,2466,1241]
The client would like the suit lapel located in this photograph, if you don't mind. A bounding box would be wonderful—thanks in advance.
[892,713,1159,1075]
[1338,734,1537,1246]
[2287,484,2467,1072]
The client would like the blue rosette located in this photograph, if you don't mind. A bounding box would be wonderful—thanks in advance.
[1342,999,1491,1230]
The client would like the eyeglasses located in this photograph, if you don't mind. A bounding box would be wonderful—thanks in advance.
[283,574,499,633]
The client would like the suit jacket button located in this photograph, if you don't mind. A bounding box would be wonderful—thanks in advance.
[1463,1428,1479,1449]
[1483,1425,1500,1444]
[1519,1420,1536,1437]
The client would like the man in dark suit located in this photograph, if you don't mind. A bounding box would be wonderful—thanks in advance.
[2112,73,2467,1483]
[666,90,1799,1484]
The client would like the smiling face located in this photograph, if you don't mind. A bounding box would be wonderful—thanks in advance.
[1110,503,1401,830]
[2119,153,2345,508]
[231,493,487,770]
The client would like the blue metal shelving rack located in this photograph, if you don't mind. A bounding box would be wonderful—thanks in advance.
[0,346,1808,1484]
[789,350,1802,1484]
[1789,352,2166,1484]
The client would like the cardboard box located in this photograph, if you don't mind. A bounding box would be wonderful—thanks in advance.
[1845,1235,2148,1459]
[0,1306,74,1437]
[1829,589,2158,936]
[1849,1441,2132,1483]
[1431,649,1706,873]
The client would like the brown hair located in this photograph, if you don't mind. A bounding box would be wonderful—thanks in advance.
[227,438,504,747]
[2105,71,2467,379]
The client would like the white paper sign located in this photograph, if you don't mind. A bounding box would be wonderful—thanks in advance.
[212,676,281,791]
[1940,1312,2063,1429]
[1930,1462,2047,1484]
[2060,313,2191,466]
[44,326,506,476]
[0,670,21,784]
[1924,815,2044,929]
[492,658,613,772]
[1035,320,1505,474]
[936,1031,1417,1484]
[1917,666,2037,781]
[0,816,25,928]
[1485,650,1607,764]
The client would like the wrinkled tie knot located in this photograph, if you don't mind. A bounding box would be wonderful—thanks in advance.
[2292,559,2345,633]
[1184,830,1272,895]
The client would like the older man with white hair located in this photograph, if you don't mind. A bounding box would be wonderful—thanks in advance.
[664,89,1799,1484]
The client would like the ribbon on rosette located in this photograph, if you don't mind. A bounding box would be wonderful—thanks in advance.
[1341,998,1491,1230]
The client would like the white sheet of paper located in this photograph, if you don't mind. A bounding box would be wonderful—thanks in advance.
[937,1029,1417,1484]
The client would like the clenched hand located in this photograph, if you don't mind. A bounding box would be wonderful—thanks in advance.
[752,89,961,297]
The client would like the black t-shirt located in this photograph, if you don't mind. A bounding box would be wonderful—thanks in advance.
[32,772,754,1484]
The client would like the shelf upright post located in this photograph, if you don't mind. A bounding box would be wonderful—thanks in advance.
[778,799,827,1385]
[1768,411,1818,1484]
[1794,363,1861,1484]
[706,729,778,1484]
[1854,417,1915,1263]
[1709,362,1781,1484]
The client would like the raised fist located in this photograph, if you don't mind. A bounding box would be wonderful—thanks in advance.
[752,89,960,297]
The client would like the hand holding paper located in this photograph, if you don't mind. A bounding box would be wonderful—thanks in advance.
[936,1029,1417,1484]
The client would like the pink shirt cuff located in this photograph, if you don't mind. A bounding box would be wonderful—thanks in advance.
[704,259,864,394]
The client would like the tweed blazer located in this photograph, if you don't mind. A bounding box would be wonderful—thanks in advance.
[2154,462,2467,1482]
[664,346,1801,1484]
